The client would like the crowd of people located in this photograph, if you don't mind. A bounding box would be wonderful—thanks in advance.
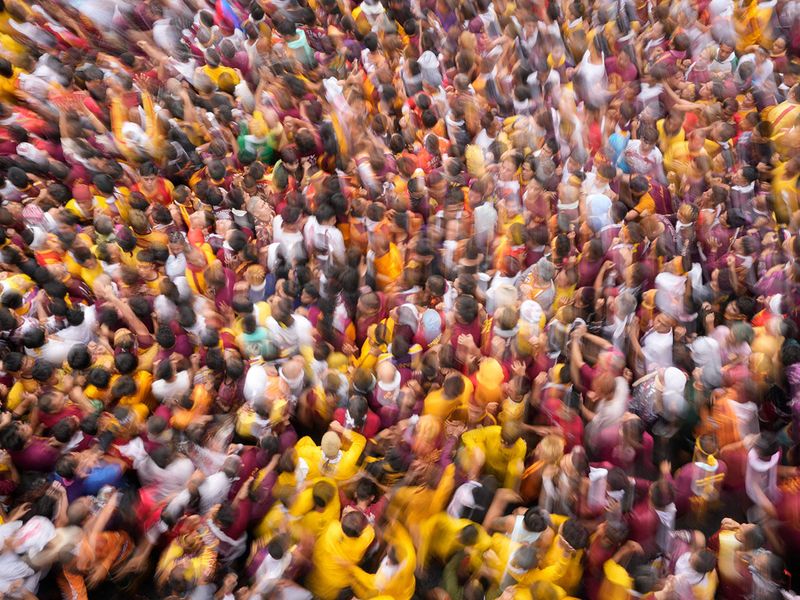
[2,0,800,598]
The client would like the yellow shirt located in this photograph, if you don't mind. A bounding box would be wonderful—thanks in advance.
[0,66,21,101]
[632,192,656,216]
[79,262,105,292]
[422,375,473,419]
[664,141,707,180]
[540,515,585,595]
[295,432,366,482]
[374,243,403,290]
[254,502,292,541]
[348,523,417,600]
[388,464,455,535]
[288,477,341,540]
[768,100,800,137]
[157,540,216,585]
[771,160,799,223]
[417,512,492,571]
[93,193,130,222]
[656,119,685,153]
[201,65,240,87]
[422,389,462,420]
[307,521,376,600]
[461,426,526,489]
[597,559,633,600]
[734,1,761,51]
[7,378,36,411]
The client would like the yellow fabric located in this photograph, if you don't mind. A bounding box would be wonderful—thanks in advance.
[348,523,416,600]
[422,375,473,419]
[0,65,21,101]
[288,477,341,540]
[93,193,130,222]
[664,141,706,180]
[156,537,216,585]
[511,584,569,600]
[422,388,461,420]
[171,384,211,430]
[515,549,574,588]
[734,1,761,52]
[690,569,719,600]
[111,370,153,423]
[388,464,455,535]
[632,192,656,215]
[768,101,800,137]
[65,199,91,221]
[79,262,104,292]
[417,512,492,575]
[1,274,33,295]
[7,378,36,411]
[597,559,634,600]
[307,521,376,600]
[254,502,292,541]
[374,243,404,290]
[295,432,366,481]
[717,529,742,582]
[771,160,799,223]
[540,515,585,595]
[461,426,526,489]
[657,119,686,153]
[201,64,240,87]
[352,325,387,371]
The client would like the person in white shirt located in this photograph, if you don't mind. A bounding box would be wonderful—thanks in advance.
[57,305,97,344]
[269,205,307,271]
[151,361,192,404]
[198,456,241,514]
[303,203,345,266]
[622,126,666,182]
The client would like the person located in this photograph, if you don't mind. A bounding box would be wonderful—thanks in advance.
[0,0,796,598]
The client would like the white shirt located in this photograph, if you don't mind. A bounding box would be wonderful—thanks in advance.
[198,471,232,514]
[166,252,187,279]
[303,217,345,264]
[58,306,97,344]
[151,370,191,402]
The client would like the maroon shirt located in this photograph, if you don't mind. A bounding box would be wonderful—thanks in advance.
[333,407,381,439]
[38,403,85,432]
[626,499,660,557]
[10,438,60,472]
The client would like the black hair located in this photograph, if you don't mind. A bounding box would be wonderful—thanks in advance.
[87,366,110,389]
[114,352,138,375]
[67,344,92,371]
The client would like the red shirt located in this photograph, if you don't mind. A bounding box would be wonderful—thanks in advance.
[38,404,84,432]
[333,407,381,439]
[626,499,659,557]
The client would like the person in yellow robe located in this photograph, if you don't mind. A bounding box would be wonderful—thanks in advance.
[664,130,709,182]
[768,86,800,138]
[295,423,366,482]
[461,423,526,490]
[538,516,589,595]
[371,234,404,291]
[288,478,341,541]
[596,540,648,600]
[733,0,761,52]
[656,111,686,154]
[387,463,455,537]
[306,512,375,600]
[422,372,472,419]
[770,157,800,224]
[345,522,417,600]
[0,60,22,102]
[416,512,491,569]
